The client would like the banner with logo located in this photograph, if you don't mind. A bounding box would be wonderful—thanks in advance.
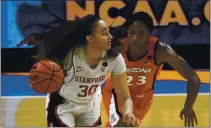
[66,0,210,45]
[1,0,210,48]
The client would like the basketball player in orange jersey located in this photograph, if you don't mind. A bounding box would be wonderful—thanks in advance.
[101,12,200,127]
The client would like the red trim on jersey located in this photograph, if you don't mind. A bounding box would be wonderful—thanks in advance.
[92,116,101,126]
[54,106,70,127]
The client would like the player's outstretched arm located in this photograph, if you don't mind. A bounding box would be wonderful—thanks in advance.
[156,42,200,127]
[110,54,140,126]
[111,72,140,126]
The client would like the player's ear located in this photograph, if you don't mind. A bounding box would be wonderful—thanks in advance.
[86,35,92,43]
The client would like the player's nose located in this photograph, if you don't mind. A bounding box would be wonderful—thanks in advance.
[108,32,113,40]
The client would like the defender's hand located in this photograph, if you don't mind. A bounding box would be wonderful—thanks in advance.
[123,113,140,126]
[180,107,198,127]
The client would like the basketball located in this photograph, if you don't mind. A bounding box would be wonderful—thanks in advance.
[29,60,64,93]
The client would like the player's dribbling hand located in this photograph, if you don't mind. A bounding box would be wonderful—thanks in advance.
[180,107,198,127]
[122,113,141,126]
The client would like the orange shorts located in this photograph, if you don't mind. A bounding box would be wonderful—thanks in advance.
[114,90,153,120]
[132,91,153,121]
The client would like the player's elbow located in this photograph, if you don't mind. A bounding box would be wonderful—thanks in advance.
[188,75,201,86]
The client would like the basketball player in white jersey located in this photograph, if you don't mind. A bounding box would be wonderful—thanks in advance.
[18,15,140,127]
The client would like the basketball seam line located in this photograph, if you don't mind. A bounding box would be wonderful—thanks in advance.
[30,71,63,80]
[30,78,57,86]
[39,61,62,72]
[44,62,57,93]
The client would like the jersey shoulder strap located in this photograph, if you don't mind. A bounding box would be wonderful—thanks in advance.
[148,36,159,57]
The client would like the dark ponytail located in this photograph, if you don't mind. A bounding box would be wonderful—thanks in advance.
[20,3,124,66]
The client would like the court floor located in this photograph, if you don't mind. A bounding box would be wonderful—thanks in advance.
[1,70,210,127]
[1,95,209,127]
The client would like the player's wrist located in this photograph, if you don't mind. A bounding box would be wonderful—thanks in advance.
[184,100,194,110]
[123,112,133,117]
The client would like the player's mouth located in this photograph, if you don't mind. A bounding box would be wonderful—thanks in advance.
[108,41,111,46]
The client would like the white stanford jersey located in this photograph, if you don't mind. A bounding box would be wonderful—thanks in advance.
[59,47,126,104]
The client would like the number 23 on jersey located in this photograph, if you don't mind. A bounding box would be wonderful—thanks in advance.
[127,76,147,86]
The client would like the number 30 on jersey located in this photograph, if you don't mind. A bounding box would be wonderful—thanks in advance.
[127,76,147,86]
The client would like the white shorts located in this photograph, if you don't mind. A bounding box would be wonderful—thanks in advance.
[46,92,101,127]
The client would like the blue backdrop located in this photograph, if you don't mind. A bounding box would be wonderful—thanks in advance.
[1,0,210,48]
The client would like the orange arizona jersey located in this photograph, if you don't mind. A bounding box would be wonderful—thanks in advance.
[101,36,163,126]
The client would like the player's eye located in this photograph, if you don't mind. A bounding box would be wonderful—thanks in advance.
[129,29,135,35]
[102,31,108,36]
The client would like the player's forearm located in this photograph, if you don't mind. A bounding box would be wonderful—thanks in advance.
[184,76,200,109]
[122,98,134,115]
